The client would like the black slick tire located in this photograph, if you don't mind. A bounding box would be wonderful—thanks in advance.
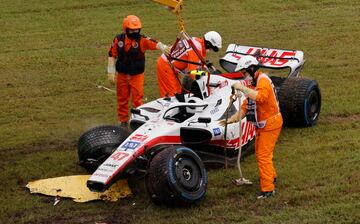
[145,145,207,206]
[77,125,131,172]
[279,77,321,127]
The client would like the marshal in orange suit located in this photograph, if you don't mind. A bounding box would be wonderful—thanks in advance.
[107,15,169,126]
[220,55,283,199]
[156,31,222,97]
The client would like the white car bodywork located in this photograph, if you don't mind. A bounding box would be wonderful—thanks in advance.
[88,75,255,190]
[87,44,306,191]
[220,44,304,76]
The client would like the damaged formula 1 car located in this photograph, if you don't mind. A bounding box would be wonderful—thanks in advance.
[77,42,321,206]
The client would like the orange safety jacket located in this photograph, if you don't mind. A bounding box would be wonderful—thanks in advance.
[108,33,158,75]
[160,37,206,73]
[241,71,282,131]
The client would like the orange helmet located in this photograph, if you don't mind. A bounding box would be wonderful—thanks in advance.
[122,15,142,31]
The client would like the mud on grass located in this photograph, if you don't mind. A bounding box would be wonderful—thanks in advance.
[1,126,360,223]
[0,141,144,223]
[1,0,360,223]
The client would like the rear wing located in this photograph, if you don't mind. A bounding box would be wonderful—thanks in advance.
[219,44,305,77]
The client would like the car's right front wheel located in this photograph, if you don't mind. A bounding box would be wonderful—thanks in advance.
[145,145,207,206]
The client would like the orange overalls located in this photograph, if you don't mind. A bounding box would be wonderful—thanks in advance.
[108,34,158,122]
[241,71,283,192]
[156,37,206,97]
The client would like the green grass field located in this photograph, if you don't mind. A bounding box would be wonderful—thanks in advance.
[1,0,359,223]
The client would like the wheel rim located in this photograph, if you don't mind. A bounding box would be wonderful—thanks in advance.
[174,157,201,191]
[307,89,320,122]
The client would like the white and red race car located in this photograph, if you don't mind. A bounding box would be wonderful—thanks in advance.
[77,43,321,206]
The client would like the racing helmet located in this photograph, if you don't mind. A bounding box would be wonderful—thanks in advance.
[234,55,259,72]
[204,31,222,52]
[122,15,142,31]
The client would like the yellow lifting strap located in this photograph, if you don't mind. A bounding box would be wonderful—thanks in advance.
[152,0,185,31]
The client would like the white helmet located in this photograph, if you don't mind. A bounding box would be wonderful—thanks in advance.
[204,31,222,49]
[235,55,259,72]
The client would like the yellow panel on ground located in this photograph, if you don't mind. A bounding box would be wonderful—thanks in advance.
[26,175,132,203]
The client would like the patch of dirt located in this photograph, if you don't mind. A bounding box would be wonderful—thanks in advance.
[0,139,76,157]
[0,139,76,171]
[319,114,360,123]
[103,201,135,224]
[23,198,137,224]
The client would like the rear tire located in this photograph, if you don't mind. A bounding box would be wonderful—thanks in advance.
[145,145,207,206]
[279,77,321,127]
[77,125,131,172]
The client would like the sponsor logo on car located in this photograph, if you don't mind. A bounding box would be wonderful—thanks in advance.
[111,151,130,162]
[213,128,221,136]
[210,106,219,115]
[226,122,256,147]
[121,141,140,150]
[218,80,228,89]
[130,134,148,142]
[231,48,296,67]
[93,173,109,178]
[103,163,118,168]
[97,168,112,173]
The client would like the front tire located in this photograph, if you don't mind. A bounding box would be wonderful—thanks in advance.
[77,125,131,172]
[145,145,207,206]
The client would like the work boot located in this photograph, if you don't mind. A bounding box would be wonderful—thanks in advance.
[257,190,275,199]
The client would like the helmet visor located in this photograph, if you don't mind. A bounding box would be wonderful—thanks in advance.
[212,46,219,52]
[205,40,219,52]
